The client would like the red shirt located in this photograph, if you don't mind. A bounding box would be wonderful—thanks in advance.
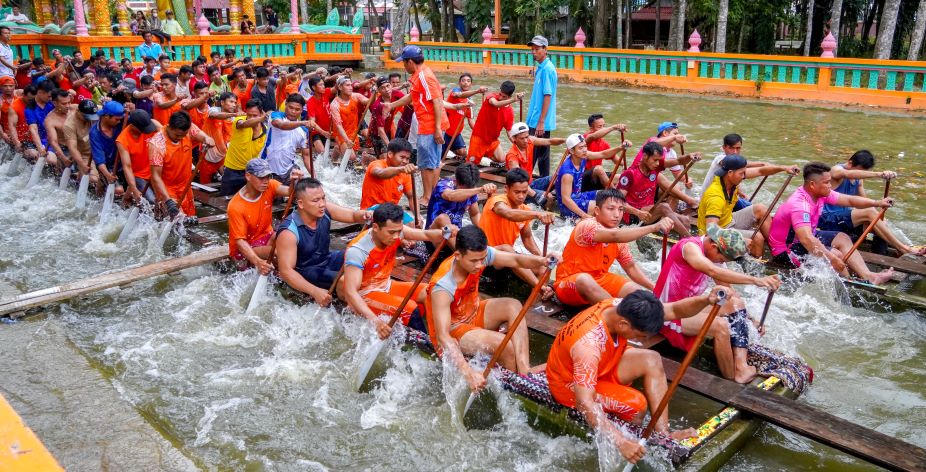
[307,88,333,133]
[583,131,611,168]
[445,87,471,136]
[505,141,535,182]
[409,65,448,135]
[471,92,513,143]
[616,164,660,221]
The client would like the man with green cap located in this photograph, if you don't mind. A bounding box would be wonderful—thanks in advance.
[698,153,799,257]
[653,223,781,384]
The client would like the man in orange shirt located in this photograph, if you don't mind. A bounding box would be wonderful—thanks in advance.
[360,138,419,223]
[230,68,254,110]
[199,91,242,184]
[426,225,561,392]
[388,46,448,205]
[329,76,370,160]
[479,168,555,295]
[116,109,161,203]
[152,73,182,127]
[227,158,301,273]
[339,203,456,339]
[503,122,564,204]
[180,81,213,129]
[553,189,672,307]
[148,111,215,219]
[467,80,522,165]
[545,288,719,464]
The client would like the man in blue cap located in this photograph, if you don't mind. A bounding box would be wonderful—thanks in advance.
[90,100,127,195]
[525,35,557,177]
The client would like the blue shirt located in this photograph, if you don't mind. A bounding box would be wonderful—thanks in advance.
[555,156,586,218]
[279,210,333,280]
[526,58,557,131]
[24,101,54,146]
[136,42,164,61]
[90,123,123,170]
[823,164,859,218]
[426,178,478,229]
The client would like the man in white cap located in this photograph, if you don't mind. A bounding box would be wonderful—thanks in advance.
[504,121,564,204]
[525,35,557,178]
[555,133,625,220]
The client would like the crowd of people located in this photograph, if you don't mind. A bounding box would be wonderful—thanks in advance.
[3,32,920,464]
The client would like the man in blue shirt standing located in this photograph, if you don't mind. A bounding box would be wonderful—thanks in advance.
[90,101,126,195]
[525,35,557,177]
[136,32,164,63]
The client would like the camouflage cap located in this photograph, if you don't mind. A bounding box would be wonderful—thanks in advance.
[706,223,747,261]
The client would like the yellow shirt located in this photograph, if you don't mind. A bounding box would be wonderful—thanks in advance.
[224,116,268,171]
[697,175,738,234]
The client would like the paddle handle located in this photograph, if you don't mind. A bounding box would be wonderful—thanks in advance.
[307,131,316,179]
[758,290,775,329]
[386,229,452,328]
[265,178,300,264]
[749,175,769,202]
[641,289,727,439]
[652,158,696,208]
[542,222,550,257]
[605,130,627,188]
[411,172,420,228]
[480,261,555,378]
[842,206,888,264]
[883,178,891,199]
[750,173,794,242]
[661,232,668,266]
[440,118,466,162]
[518,97,523,122]
[544,148,571,196]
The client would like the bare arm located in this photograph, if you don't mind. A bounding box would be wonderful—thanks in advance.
[593,218,670,243]
[431,290,482,389]
[559,174,589,219]
[371,163,416,180]
[181,94,210,110]
[682,242,779,289]
[271,118,310,131]
[276,230,328,302]
[586,123,626,141]
[326,201,369,223]
[620,260,654,290]
[663,291,714,321]
[154,94,181,109]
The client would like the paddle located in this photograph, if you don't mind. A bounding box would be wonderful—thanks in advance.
[410,171,420,228]
[58,165,72,190]
[605,130,628,189]
[544,148,571,196]
[355,226,453,390]
[842,206,889,264]
[307,132,316,179]
[621,288,728,472]
[441,118,466,162]
[244,178,300,315]
[758,290,775,329]
[462,257,557,419]
[321,119,335,164]
[75,150,95,209]
[661,231,668,266]
[519,97,523,122]
[652,158,696,208]
[749,175,769,201]
[25,153,47,189]
[542,222,550,256]
[117,181,153,244]
[750,173,794,242]
[156,154,207,249]
[883,176,891,199]
[99,181,116,224]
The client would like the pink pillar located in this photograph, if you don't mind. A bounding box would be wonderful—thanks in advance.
[574,27,586,47]
[194,0,202,21]
[197,13,210,35]
[820,32,837,58]
[410,25,419,42]
[74,0,88,36]
[688,29,702,52]
[290,0,300,33]
[482,26,492,44]
[383,28,392,44]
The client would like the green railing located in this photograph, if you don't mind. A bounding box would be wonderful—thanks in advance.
[830,66,926,92]
[315,41,352,54]
[580,52,690,77]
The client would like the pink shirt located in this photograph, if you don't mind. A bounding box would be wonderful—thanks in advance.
[768,186,842,256]
[653,236,714,303]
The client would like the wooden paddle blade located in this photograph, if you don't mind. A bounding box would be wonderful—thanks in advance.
[58,166,72,190]
[116,207,140,244]
[25,155,46,189]
[355,339,387,392]
[75,174,90,208]
[244,274,269,315]
[460,388,502,430]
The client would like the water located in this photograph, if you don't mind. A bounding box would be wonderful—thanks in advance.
[1,80,925,471]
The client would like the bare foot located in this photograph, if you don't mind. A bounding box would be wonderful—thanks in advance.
[734,364,758,384]
[867,267,895,285]
[668,427,697,441]
[540,284,554,301]
[528,363,546,374]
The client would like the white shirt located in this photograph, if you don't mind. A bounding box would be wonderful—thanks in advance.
[261,112,308,175]
[700,152,726,196]
[4,13,29,23]
[0,42,13,77]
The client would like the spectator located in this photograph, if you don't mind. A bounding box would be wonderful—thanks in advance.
[4,6,31,24]
[160,10,185,36]
[240,14,255,34]
[262,6,279,33]
[0,26,14,78]
[136,31,164,63]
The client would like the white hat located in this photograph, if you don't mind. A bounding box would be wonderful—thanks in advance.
[565,133,585,150]
[511,122,529,136]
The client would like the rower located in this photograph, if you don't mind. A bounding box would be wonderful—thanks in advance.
[61,99,95,187]
[261,93,311,184]
[43,88,72,173]
[465,80,521,165]
[818,150,921,255]
[152,73,182,126]
[90,101,127,196]
[503,121,564,204]
[581,114,626,190]
[24,81,55,166]
[198,92,241,185]
[698,154,798,257]
[367,78,393,159]
[360,138,419,224]
[443,73,484,159]
[425,163,495,232]
[616,141,698,236]
[553,189,673,306]
[329,75,370,160]
[555,133,625,220]
[546,288,725,463]
[479,168,555,295]
[220,99,268,196]
[148,110,215,219]
[339,203,458,338]
[426,225,561,391]
[8,85,38,162]
[633,121,693,193]
[699,133,786,208]
[275,177,369,306]
[227,158,301,273]
[655,224,781,383]
[116,109,161,203]
[768,162,895,285]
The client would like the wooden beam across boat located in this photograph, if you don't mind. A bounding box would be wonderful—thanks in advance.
[0,246,228,318]
[860,251,926,277]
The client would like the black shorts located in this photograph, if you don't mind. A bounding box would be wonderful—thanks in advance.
[220,167,246,196]
[580,168,604,192]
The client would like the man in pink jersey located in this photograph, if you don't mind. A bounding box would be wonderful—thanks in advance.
[768,162,894,285]
[617,141,699,236]
[654,224,780,383]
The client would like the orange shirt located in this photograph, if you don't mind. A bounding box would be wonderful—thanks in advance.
[480,194,531,247]
[116,127,157,180]
[227,179,281,258]
[181,100,209,129]
[424,248,496,355]
[202,114,233,157]
[546,299,628,408]
[232,79,254,110]
[555,219,634,284]
[344,229,401,295]
[329,93,362,151]
[360,159,412,209]
[11,97,30,142]
[152,92,182,129]
[148,124,201,215]
[409,65,449,135]
[505,141,535,182]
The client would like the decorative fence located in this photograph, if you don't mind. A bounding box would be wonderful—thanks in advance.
[384,40,926,110]
[9,33,363,65]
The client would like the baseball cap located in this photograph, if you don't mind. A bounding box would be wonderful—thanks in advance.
[527,35,549,48]
[120,79,137,93]
[394,45,424,62]
[375,76,389,87]
[78,99,99,121]
[510,122,529,136]
[657,121,678,136]
[565,133,585,150]
[97,100,124,117]
[714,154,748,177]
[706,224,747,261]
[245,158,272,178]
[364,72,377,79]
[0,76,14,86]
[336,76,351,87]
[127,109,157,133]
